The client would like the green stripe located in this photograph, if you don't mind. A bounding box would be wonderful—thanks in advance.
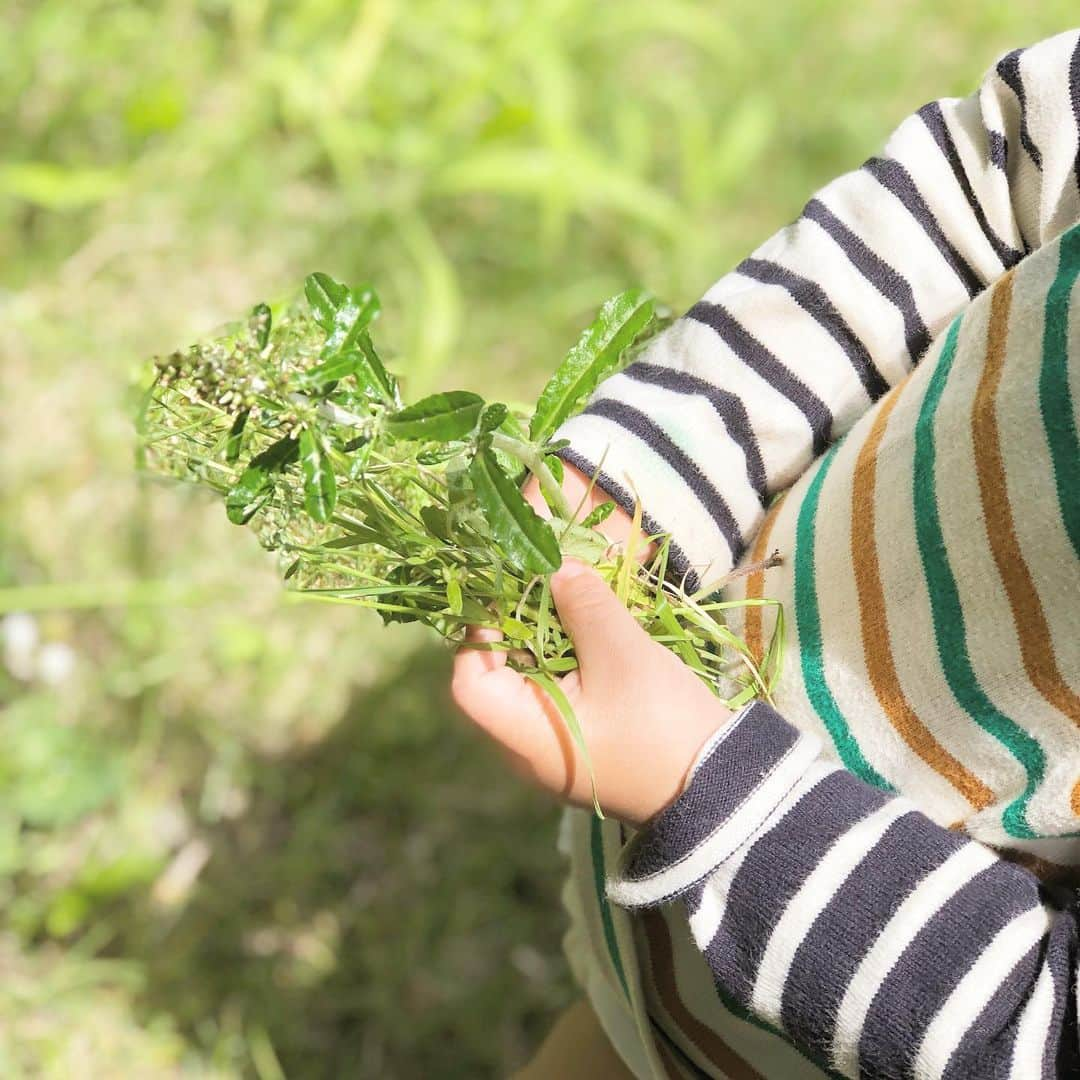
[590,823,839,1080]
[912,315,1042,839]
[710,983,848,1080]
[794,448,893,790]
[590,814,630,1002]
[1041,223,1080,561]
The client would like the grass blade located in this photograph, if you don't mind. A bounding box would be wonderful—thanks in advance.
[524,670,602,818]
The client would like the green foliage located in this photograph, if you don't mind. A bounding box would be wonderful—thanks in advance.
[142,276,784,812]
[467,445,563,575]
[0,696,124,829]
[5,0,1077,1074]
[529,289,655,442]
[385,390,486,440]
[225,436,300,525]
[299,427,336,523]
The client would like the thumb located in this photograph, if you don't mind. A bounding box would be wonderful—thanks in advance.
[549,558,648,684]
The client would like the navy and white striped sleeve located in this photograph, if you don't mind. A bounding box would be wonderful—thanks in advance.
[553,29,1080,593]
[606,701,1080,1078]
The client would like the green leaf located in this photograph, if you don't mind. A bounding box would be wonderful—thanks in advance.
[250,303,272,349]
[558,522,609,563]
[544,454,564,486]
[446,578,463,616]
[420,505,452,541]
[416,444,466,465]
[354,332,397,405]
[225,436,298,525]
[305,275,389,399]
[299,427,336,523]
[294,348,366,390]
[479,402,508,433]
[529,289,654,442]
[468,447,561,574]
[500,616,533,640]
[225,409,248,464]
[325,286,381,353]
[304,272,350,331]
[386,391,484,441]
[581,500,615,528]
[523,671,602,817]
[324,522,385,549]
[458,597,492,623]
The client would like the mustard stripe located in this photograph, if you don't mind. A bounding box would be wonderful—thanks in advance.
[980,265,1080,819]
[794,448,893,790]
[641,910,764,1080]
[854,378,995,811]
[744,496,784,668]
[883,271,1043,837]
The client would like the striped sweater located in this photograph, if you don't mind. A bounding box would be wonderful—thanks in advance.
[554,28,1080,1080]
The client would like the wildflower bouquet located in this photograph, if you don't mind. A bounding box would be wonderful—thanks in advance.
[141,273,783,807]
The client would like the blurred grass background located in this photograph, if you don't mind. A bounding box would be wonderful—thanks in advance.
[2,1,1076,1075]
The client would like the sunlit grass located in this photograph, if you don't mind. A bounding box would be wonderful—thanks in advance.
[2,1,1076,1074]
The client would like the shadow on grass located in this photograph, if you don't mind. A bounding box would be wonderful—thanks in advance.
[124,642,575,1078]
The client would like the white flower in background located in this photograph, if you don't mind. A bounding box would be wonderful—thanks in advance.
[2,613,77,686]
[2,612,39,681]
[36,642,77,686]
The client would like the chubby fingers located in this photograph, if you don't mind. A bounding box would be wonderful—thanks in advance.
[451,626,581,798]
[549,558,652,688]
[454,624,507,676]
[451,625,519,733]
[452,626,554,747]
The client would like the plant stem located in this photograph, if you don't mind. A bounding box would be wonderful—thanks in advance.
[489,432,572,519]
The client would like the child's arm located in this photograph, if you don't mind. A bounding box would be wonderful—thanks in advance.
[607,698,1080,1079]
[553,28,1080,592]
[454,560,1080,1077]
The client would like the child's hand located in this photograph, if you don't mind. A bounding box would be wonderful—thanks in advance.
[520,463,656,562]
[451,556,732,827]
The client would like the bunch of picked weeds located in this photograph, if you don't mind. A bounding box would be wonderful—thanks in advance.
[141,273,784,813]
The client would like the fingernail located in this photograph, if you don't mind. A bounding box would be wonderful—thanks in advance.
[552,557,589,583]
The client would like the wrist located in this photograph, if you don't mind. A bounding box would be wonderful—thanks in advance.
[631,701,733,829]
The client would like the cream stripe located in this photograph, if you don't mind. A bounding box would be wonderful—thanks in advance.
[830,841,999,1077]
[877,281,1028,828]
[688,841,751,951]
[687,760,842,950]
[554,410,735,581]
[721,265,880,425]
[975,269,1080,815]
[881,107,1014,282]
[853,381,994,809]
[1009,962,1055,1080]
[805,168,969,344]
[796,400,966,820]
[914,905,1050,1079]
[596,372,763,526]
[633,316,816,486]
[750,798,912,1024]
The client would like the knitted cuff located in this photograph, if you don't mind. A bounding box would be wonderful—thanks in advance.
[605,701,821,908]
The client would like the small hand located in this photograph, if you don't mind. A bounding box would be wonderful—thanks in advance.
[452,556,731,828]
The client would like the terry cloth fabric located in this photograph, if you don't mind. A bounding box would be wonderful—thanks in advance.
[556,29,1080,1080]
